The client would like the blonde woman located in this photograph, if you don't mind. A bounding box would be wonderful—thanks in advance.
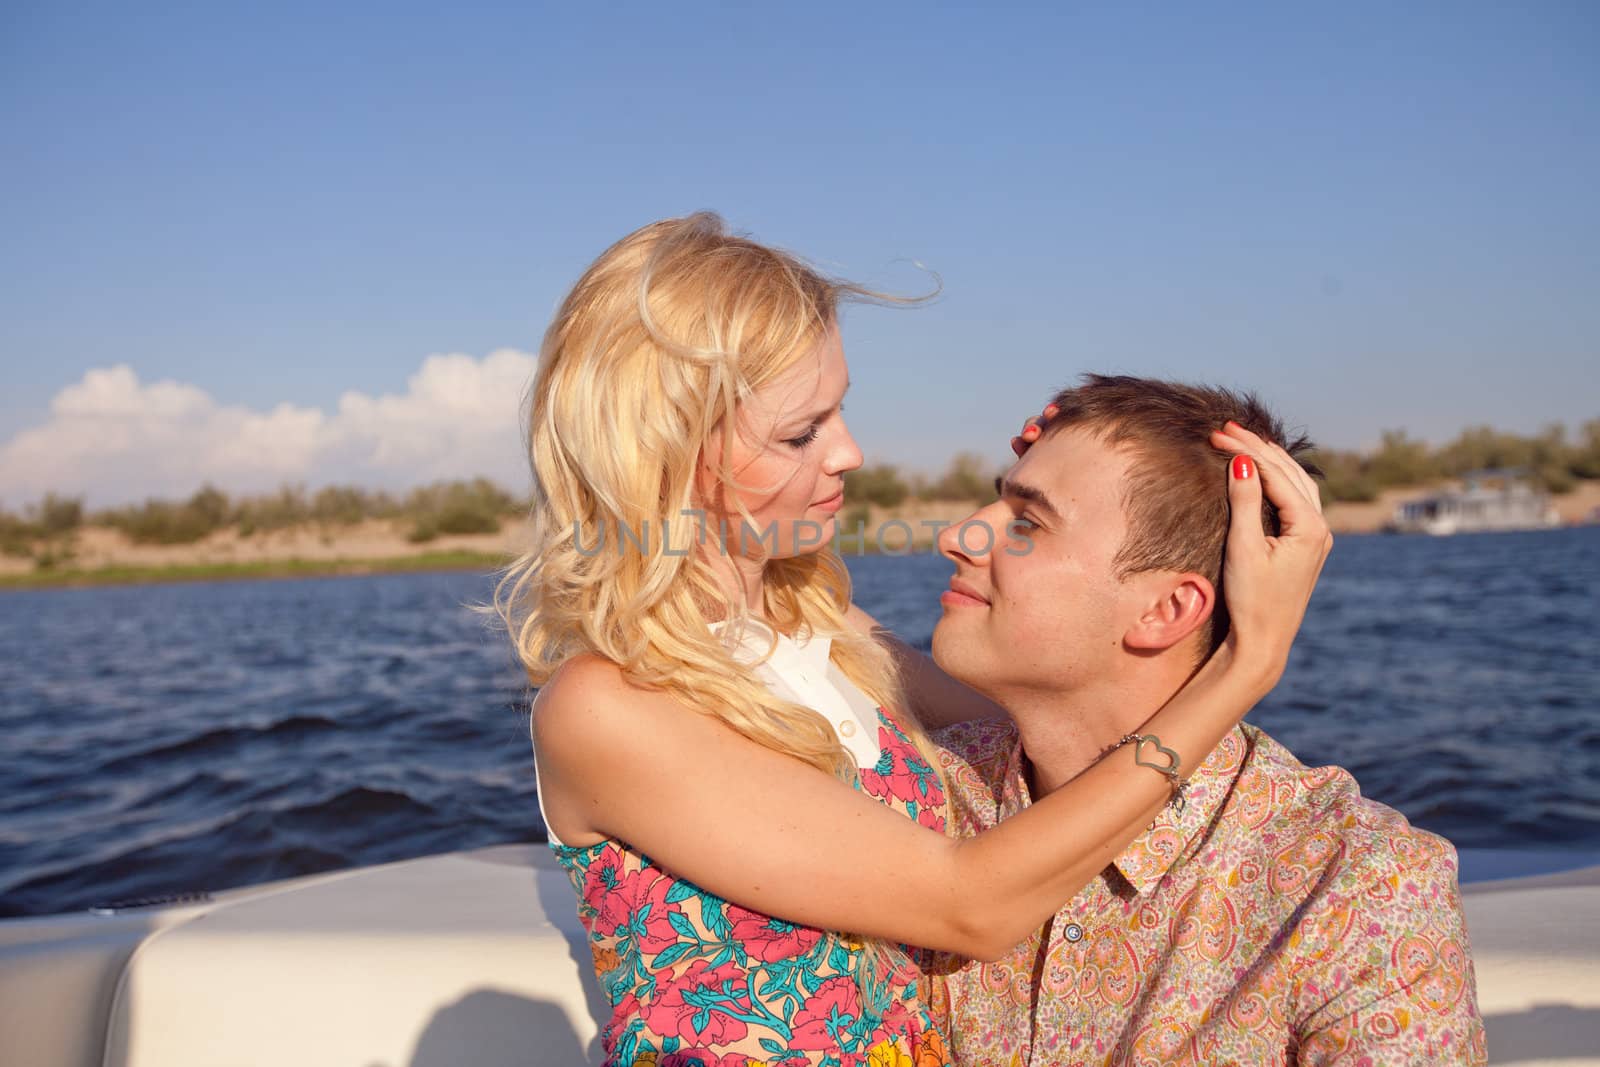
[500,213,1329,1065]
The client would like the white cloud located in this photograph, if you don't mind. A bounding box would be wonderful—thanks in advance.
[0,351,538,507]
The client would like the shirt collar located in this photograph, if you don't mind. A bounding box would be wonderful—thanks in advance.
[709,618,833,675]
[709,619,882,768]
[999,725,1251,896]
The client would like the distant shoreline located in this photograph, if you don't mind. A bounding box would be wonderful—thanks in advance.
[0,550,512,591]
[4,482,1597,592]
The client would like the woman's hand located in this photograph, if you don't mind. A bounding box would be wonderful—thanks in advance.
[1208,421,1333,691]
[1009,402,1058,456]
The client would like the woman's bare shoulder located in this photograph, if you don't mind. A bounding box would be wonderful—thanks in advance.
[532,653,687,765]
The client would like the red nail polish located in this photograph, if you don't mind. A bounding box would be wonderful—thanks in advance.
[1043,404,1058,419]
[1231,455,1254,480]
[1023,425,1039,438]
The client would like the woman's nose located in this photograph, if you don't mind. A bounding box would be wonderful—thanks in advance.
[827,420,865,475]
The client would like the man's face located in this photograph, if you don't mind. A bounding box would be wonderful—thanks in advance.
[931,425,1153,698]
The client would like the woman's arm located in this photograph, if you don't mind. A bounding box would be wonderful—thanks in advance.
[843,602,1006,728]
[537,641,1264,962]
[536,437,1328,962]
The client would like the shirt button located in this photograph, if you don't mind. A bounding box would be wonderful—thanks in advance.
[839,720,857,737]
[1063,923,1084,943]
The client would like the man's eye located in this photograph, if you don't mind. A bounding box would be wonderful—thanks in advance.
[784,425,821,449]
[1011,515,1040,532]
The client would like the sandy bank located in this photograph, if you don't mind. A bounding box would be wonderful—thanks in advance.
[0,519,532,583]
[5,483,1597,587]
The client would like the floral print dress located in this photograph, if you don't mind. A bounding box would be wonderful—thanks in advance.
[551,701,952,1066]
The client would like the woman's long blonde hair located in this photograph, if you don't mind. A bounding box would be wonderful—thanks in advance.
[497,212,941,788]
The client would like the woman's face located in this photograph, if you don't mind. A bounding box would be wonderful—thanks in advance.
[700,321,862,559]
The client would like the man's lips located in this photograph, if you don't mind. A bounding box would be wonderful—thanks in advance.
[941,578,990,607]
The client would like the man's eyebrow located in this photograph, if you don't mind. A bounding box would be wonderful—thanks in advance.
[995,475,1062,520]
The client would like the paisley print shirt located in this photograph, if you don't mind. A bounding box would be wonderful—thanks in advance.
[922,721,1486,1066]
[552,708,954,1066]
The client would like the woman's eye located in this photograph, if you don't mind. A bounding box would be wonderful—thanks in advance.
[784,424,822,449]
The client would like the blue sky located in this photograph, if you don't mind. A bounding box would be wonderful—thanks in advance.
[2,1,1596,504]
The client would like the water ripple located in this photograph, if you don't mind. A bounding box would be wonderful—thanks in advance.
[2,529,1597,917]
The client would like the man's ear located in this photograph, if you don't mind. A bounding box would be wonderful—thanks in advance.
[1124,573,1216,651]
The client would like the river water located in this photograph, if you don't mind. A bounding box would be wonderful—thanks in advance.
[2,528,1597,917]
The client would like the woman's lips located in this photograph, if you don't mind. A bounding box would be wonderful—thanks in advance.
[813,492,844,513]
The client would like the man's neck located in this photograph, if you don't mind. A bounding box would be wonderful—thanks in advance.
[1003,672,1189,799]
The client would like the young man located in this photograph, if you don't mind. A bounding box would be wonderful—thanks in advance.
[923,376,1485,1065]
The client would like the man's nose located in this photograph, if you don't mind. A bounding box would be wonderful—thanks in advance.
[938,505,1001,566]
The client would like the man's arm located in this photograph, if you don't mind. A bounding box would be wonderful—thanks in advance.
[845,602,1007,728]
[1292,845,1487,1065]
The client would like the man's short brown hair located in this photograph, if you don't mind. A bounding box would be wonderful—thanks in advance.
[1042,374,1320,653]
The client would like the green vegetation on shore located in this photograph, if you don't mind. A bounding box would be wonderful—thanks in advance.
[1307,420,1600,503]
[1,478,523,575]
[3,419,1597,587]
[841,420,1600,510]
[0,550,511,591]
[81,477,522,546]
[0,477,519,557]
[845,452,1000,509]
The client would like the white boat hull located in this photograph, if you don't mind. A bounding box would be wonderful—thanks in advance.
[1,845,1596,1066]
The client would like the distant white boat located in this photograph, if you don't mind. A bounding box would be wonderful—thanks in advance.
[1,844,1597,1066]
[1390,469,1561,535]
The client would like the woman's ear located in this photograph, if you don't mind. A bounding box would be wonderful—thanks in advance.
[1123,574,1216,651]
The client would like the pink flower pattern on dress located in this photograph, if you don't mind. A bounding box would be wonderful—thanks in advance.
[642,959,755,1046]
[554,707,951,1066]
[728,906,825,963]
[787,976,864,1051]
[602,867,687,957]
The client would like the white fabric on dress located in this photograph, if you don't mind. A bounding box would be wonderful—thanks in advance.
[535,620,882,847]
